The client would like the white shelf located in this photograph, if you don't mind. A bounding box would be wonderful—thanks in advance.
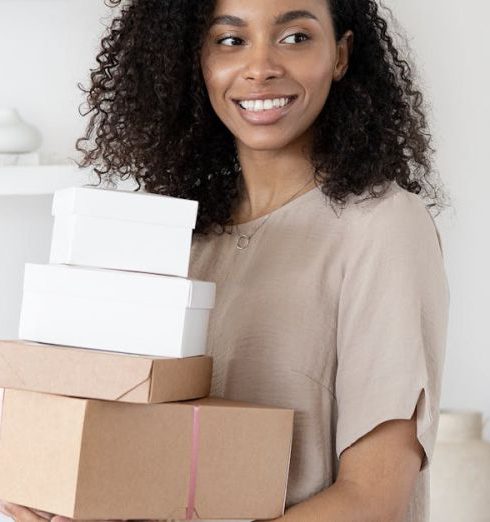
[0,165,137,195]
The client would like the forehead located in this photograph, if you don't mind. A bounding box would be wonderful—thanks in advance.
[209,0,330,27]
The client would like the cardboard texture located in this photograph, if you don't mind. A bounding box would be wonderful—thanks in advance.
[49,187,199,277]
[0,389,294,520]
[0,340,212,403]
[19,263,216,358]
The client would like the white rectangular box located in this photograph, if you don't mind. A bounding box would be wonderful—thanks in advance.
[19,264,216,358]
[49,187,199,277]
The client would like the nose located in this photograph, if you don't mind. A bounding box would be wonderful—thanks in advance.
[242,43,285,82]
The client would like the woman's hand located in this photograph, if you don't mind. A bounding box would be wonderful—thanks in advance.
[49,518,124,522]
[0,502,156,522]
[0,501,53,521]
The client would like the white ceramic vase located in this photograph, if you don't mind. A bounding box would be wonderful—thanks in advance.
[430,409,490,522]
[0,108,42,153]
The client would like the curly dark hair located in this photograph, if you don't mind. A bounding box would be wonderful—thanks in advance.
[75,0,451,235]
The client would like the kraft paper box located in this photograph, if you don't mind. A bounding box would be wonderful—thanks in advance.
[19,263,215,358]
[0,389,294,520]
[0,340,212,403]
[49,186,198,277]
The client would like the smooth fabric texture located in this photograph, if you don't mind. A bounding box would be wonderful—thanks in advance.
[188,180,450,521]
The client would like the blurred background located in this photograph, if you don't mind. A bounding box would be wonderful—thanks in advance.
[0,0,489,521]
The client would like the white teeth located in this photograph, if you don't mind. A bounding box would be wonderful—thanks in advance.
[238,97,293,112]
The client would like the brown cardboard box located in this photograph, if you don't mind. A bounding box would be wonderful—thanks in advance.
[0,388,294,520]
[0,340,212,403]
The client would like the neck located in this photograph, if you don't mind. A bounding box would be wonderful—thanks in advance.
[232,134,316,223]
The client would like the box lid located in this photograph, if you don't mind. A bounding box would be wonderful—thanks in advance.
[52,186,199,229]
[0,340,212,403]
[23,264,215,310]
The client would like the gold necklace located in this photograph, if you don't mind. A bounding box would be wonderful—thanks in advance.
[234,177,315,250]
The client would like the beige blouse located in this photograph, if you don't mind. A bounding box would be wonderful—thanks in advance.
[188,180,450,521]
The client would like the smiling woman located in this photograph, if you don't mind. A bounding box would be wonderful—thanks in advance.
[72,0,448,232]
[0,1,451,522]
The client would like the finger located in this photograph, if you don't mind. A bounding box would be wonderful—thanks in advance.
[50,518,125,522]
[0,502,52,521]
[51,515,126,522]
[31,509,54,520]
[0,501,10,517]
[0,502,47,522]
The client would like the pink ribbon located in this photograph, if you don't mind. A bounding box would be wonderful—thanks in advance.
[185,405,201,520]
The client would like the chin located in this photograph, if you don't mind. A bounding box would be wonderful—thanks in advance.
[235,133,297,152]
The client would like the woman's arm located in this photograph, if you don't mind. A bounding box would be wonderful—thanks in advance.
[264,412,424,522]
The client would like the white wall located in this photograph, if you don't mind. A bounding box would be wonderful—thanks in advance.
[0,0,114,164]
[0,196,54,336]
[0,2,488,520]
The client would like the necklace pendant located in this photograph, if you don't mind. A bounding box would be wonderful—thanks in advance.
[236,234,250,249]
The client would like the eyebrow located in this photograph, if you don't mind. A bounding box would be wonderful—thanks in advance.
[209,9,320,28]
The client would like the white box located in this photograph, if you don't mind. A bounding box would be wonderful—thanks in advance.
[19,264,216,358]
[49,187,198,277]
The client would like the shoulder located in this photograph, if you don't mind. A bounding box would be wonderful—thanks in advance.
[339,181,444,258]
[344,181,427,221]
[345,181,438,236]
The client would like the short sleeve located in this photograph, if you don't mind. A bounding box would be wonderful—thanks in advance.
[335,188,450,471]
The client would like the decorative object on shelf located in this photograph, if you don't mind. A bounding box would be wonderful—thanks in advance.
[430,409,490,521]
[0,107,42,154]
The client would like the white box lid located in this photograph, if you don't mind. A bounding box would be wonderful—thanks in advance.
[52,186,198,228]
[23,264,215,309]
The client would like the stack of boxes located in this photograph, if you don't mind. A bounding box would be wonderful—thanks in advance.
[0,187,294,520]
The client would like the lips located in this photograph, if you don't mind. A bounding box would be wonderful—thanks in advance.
[233,95,298,125]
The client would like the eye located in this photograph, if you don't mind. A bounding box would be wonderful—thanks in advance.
[282,32,311,44]
[216,35,243,46]
[215,32,311,47]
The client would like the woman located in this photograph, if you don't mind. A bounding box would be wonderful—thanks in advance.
[1,0,450,521]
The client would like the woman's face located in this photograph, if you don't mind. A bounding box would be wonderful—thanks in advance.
[200,0,352,152]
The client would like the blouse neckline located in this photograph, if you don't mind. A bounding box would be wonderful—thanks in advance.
[231,185,322,233]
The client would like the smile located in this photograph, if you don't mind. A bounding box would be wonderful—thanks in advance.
[236,96,297,112]
[233,96,298,125]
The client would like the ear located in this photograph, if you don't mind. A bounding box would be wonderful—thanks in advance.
[333,30,354,81]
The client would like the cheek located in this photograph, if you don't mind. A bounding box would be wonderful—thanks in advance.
[297,54,335,104]
[201,54,235,103]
